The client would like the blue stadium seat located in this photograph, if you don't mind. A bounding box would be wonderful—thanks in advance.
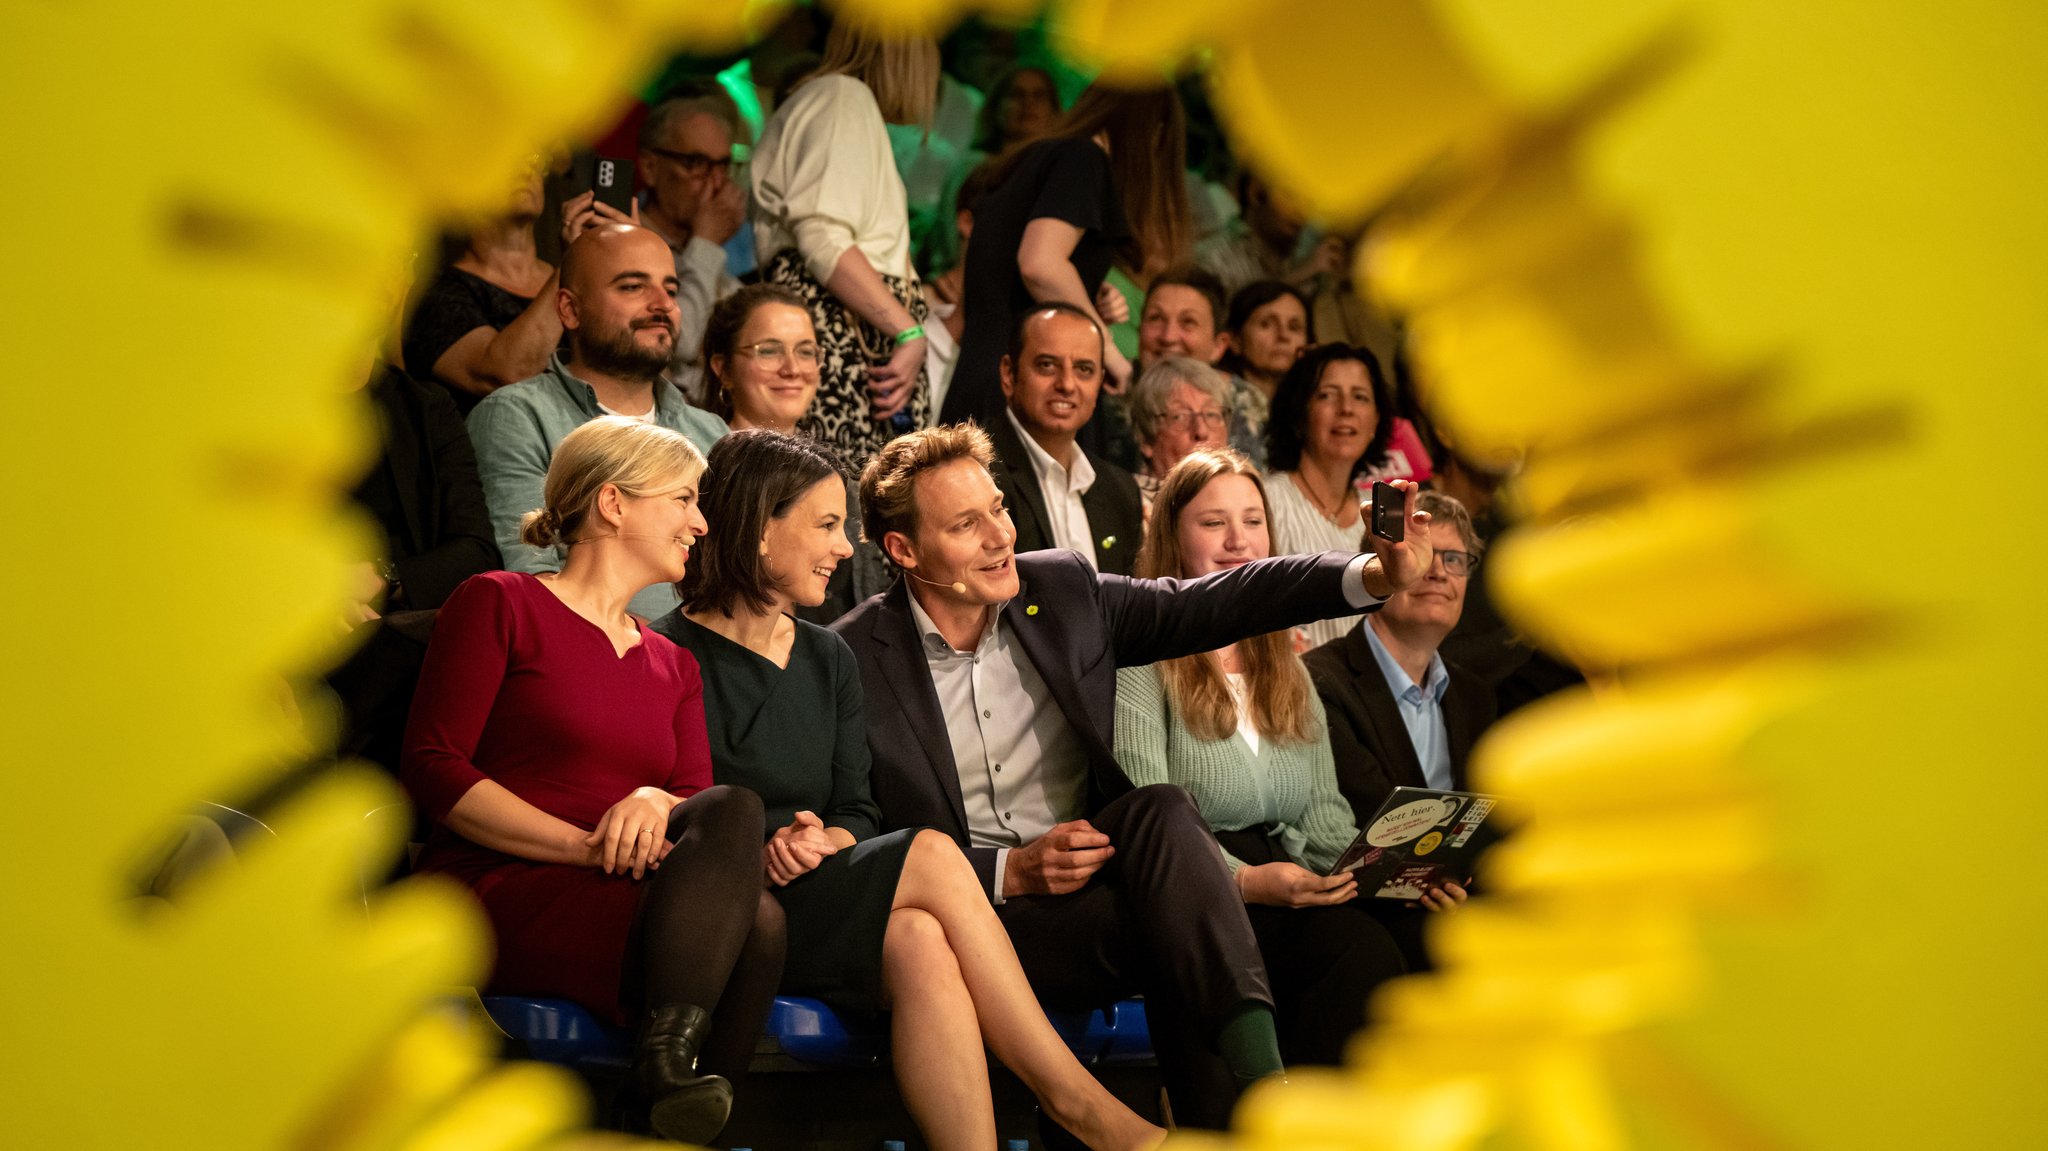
[1077,998,1155,1065]
[479,995,630,1071]
[764,996,889,1067]
[478,995,1153,1071]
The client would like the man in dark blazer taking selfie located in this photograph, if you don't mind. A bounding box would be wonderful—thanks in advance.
[832,422,1435,1128]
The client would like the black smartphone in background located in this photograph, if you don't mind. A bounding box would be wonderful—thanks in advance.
[1369,480,1406,543]
[566,151,637,214]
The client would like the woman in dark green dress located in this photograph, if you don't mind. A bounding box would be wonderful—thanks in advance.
[653,429,1162,1151]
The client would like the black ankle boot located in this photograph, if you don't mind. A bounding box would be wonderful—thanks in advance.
[637,1003,733,1143]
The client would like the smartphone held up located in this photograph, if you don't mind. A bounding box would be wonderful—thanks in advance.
[1367,480,1405,543]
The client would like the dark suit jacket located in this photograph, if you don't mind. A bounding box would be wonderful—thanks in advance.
[1303,621,1498,825]
[355,366,500,610]
[987,412,1145,576]
[832,548,1369,895]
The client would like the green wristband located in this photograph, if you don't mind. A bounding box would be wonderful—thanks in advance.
[893,325,925,345]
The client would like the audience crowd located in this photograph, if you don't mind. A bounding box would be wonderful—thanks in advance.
[299,13,1592,1147]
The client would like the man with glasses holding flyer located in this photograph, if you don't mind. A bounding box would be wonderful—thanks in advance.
[1305,491,1500,960]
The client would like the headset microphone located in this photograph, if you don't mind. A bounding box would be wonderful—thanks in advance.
[905,570,968,595]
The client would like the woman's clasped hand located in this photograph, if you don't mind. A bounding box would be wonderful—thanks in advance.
[584,785,681,878]
[764,809,840,885]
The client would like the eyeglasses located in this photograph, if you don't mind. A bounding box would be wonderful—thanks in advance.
[734,340,821,368]
[1435,549,1478,577]
[645,146,732,177]
[1160,409,1229,430]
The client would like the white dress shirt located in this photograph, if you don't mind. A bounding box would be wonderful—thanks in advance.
[1005,408,1099,570]
[906,591,1089,902]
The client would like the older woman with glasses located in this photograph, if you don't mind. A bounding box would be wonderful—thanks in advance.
[1125,356,1235,517]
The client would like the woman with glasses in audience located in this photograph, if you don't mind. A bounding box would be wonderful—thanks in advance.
[1113,448,1407,1067]
[943,84,1194,424]
[401,157,630,412]
[1263,343,1396,650]
[1216,280,1313,447]
[653,430,1165,1151]
[702,283,820,435]
[401,418,783,1144]
[1125,356,1235,517]
[752,22,940,465]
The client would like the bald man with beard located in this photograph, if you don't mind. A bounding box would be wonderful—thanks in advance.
[469,224,730,621]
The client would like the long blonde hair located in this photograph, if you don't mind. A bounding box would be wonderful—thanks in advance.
[1134,449,1317,744]
[805,21,939,126]
[520,416,706,551]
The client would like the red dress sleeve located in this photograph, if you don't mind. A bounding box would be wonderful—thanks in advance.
[400,573,512,822]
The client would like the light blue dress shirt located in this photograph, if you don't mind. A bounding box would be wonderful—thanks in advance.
[1361,619,1454,792]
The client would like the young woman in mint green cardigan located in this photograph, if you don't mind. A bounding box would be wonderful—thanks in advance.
[1113,449,1406,1066]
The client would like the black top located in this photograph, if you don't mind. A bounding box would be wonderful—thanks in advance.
[401,266,535,413]
[943,138,1127,424]
[652,612,883,841]
[328,364,502,780]
[350,365,501,609]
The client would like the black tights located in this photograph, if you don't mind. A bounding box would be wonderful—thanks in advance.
[630,785,786,1082]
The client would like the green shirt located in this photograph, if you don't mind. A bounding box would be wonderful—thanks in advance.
[467,355,728,621]
[1114,662,1359,874]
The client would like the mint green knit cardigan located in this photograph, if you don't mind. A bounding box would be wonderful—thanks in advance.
[1113,663,1360,874]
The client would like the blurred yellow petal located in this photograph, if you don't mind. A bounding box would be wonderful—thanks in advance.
[1050,0,1257,81]
[1205,0,1506,220]
[827,0,1036,41]
[400,1061,587,1151]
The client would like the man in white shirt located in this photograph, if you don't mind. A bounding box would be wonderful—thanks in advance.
[636,96,745,406]
[986,305,1145,576]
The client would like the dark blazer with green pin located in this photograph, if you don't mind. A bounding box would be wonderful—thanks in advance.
[987,410,1145,576]
[831,548,1367,894]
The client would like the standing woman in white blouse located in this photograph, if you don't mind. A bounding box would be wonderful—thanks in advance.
[752,23,939,465]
